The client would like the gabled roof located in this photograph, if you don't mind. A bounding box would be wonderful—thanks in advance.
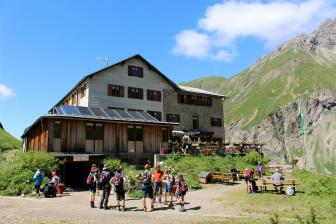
[49,54,179,112]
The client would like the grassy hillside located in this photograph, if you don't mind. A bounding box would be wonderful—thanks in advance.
[182,46,336,129]
[0,128,21,151]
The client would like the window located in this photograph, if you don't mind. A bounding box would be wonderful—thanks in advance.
[211,118,222,127]
[128,65,143,78]
[162,127,168,142]
[177,93,212,107]
[80,85,86,98]
[147,89,161,101]
[192,116,199,130]
[54,121,61,139]
[128,125,143,141]
[107,84,124,97]
[128,87,143,99]
[148,111,162,121]
[166,114,180,123]
[85,122,104,140]
[85,123,94,140]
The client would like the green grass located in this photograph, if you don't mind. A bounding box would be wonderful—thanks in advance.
[0,128,21,152]
[182,48,336,130]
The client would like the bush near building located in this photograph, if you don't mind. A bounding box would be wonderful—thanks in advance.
[0,151,60,196]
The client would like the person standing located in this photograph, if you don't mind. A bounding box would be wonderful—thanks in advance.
[87,164,98,208]
[111,166,126,211]
[138,164,154,212]
[33,169,43,197]
[163,167,174,206]
[99,164,112,209]
[152,164,164,204]
[256,161,263,179]
[175,174,188,212]
[51,171,59,188]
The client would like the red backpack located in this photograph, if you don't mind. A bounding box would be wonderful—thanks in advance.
[87,173,94,185]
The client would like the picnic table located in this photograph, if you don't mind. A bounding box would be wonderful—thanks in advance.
[210,172,238,184]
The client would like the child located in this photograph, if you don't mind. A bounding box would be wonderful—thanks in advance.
[163,167,174,206]
[175,174,188,212]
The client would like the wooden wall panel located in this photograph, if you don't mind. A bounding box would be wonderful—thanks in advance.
[104,123,116,154]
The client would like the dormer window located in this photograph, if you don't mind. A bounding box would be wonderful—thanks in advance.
[128,65,143,78]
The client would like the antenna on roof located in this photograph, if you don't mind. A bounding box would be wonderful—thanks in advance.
[96,57,110,66]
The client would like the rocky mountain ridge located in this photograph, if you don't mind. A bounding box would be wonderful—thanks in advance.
[183,19,336,173]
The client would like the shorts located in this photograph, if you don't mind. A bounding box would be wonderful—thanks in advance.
[89,184,96,193]
[141,184,153,199]
[165,183,173,193]
[244,176,251,184]
[154,182,162,195]
[115,185,125,200]
[175,190,186,197]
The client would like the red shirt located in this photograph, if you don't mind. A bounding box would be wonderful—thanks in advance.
[152,170,164,183]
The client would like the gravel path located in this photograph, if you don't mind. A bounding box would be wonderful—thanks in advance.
[0,183,244,224]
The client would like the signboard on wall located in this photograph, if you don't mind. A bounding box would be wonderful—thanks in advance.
[73,154,89,161]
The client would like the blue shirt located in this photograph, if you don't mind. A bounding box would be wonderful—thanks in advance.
[33,171,43,185]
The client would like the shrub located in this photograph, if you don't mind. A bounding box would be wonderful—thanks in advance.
[0,151,60,196]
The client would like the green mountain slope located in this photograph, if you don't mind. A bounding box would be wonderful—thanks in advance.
[183,22,336,130]
[0,128,21,151]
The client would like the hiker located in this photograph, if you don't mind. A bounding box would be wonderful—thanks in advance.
[33,169,43,196]
[51,171,60,188]
[272,168,284,193]
[163,167,174,206]
[99,164,112,209]
[248,179,258,194]
[175,174,188,212]
[138,164,154,212]
[87,164,98,208]
[243,168,254,193]
[111,166,126,211]
[152,163,164,204]
[256,161,263,179]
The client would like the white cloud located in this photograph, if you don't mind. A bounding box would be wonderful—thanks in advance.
[0,84,14,100]
[173,0,336,62]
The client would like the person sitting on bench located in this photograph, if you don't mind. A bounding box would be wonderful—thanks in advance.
[272,168,284,192]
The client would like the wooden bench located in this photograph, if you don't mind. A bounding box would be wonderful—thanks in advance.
[258,178,299,193]
[211,172,237,184]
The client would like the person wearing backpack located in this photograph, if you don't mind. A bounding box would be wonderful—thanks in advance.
[175,174,188,212]
[111,166,126,211]
[99,164,112,210]
[87,164,98,208]
[139,164,154,212]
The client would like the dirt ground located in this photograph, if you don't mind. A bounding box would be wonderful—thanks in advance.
[0,183,245,224]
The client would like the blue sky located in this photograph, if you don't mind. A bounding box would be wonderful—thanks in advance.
[0,0,335,138]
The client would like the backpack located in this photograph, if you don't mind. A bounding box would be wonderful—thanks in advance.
[142,171,151,185]
[114,173,123,186]
[180,180,188,193]
[100,171,111,185]
[87,173,94,185]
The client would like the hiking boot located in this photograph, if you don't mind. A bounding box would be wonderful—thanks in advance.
[118,206,121,211]
[99,205,103,209]
[90,202,94,208]
[121,206,125,212]
[104,206,110,210]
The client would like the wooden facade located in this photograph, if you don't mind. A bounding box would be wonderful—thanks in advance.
[24,117,171,164]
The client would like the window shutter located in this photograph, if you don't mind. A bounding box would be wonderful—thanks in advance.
[140,67,144,78]
[107,85,112,96]
[128,66,131,76]
[120,86,124,97]
[140,88,143,99]
[158,91,161,101]
[178,94,181,103]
